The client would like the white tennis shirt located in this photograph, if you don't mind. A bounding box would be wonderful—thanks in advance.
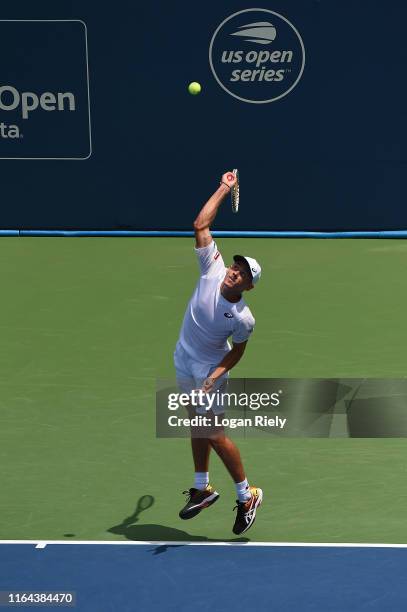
[178,241,255,364]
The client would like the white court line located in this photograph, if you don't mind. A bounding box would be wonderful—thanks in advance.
[1,540,407,549]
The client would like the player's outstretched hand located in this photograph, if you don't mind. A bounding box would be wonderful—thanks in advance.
[221,171,237,190]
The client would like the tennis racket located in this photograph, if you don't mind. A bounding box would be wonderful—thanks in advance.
[230,168,239,213]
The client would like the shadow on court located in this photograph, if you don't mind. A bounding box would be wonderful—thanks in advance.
[107,494,249,546]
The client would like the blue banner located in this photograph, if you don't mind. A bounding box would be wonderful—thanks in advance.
[0,1,406,232]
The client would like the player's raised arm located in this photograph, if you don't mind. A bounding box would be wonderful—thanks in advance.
[193,172,237,248]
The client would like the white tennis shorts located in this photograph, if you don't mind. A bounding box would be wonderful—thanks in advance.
[173,341,228,415]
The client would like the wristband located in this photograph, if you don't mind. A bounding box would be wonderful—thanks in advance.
[220,181,231,191]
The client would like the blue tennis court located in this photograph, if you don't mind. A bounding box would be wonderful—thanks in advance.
[1,543,407,610]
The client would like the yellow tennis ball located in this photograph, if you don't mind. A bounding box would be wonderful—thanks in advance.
[188,82,201,95]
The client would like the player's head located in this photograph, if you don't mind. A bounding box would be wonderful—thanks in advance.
[222,255,261,293]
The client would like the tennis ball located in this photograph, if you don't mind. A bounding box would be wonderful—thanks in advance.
[188,82,201,95]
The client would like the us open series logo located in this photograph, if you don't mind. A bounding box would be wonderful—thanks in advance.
[0,20,92,159]
[209,8,305,103]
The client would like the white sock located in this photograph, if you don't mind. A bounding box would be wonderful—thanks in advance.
[236,478,251,502]
[194,472,209,491]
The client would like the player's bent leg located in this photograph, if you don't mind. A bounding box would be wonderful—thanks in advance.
[208,428,245,483]
[207,419,263,535]
[179,407,219,521]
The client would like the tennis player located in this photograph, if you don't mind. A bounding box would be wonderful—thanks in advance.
[174,171,263,535]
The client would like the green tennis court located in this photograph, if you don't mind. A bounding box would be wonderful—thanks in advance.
[1,237,407,543]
